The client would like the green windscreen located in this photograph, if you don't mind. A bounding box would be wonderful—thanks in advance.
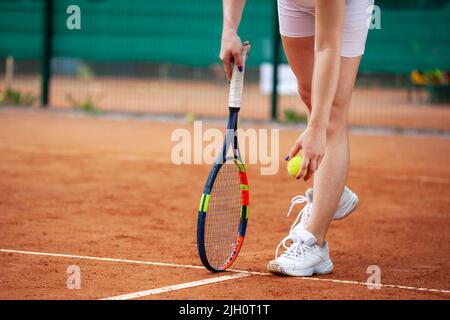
[0,0,449,73]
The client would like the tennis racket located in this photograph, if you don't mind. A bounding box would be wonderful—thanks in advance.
[197,45,250,272]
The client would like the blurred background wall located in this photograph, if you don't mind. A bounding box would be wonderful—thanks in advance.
[1,0,450,129]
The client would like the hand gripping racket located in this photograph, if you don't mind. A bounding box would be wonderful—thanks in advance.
[197,45,250,272]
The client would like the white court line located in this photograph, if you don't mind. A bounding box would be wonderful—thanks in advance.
[0,248,205,270]
[295,277,450,294]
[101,273,250,300]
[0,248,266,275]
[1,248,449,295]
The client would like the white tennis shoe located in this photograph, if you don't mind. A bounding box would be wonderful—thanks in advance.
[286,186,359,232]
[268,229,333,276]
[330,186,360,220]
[267,186,359,276]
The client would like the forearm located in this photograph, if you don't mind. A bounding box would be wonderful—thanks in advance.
[308,48,341,130]
[222,0,246,36]
[308,0,344,130]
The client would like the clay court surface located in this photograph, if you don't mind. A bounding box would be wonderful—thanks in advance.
[0,109,449,300]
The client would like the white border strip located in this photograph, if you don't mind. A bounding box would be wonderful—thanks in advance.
[0,248,205,270]
[296,277,450,294]
[0,248,265,275]
[101,273,249,300]
[1,248,449,295]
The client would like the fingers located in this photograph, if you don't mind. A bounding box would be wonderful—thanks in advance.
[295,152,324,181]
[243,41,251,58]
[303,159,315,181]
[232,50,243,73]
[220,42,250,81]
[300,154,323,181]
[222,57,232,82]
[285,141,302,161]
[296,155,309,180]
[221,49,242,82]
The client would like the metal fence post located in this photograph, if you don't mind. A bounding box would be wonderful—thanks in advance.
[271,0,281,121]
[41,0,53,107]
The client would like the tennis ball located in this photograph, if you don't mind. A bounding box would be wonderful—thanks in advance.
[287,155,304,178]
[185,112,195,125]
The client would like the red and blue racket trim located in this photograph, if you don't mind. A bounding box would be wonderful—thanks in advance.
[197,158,249,272]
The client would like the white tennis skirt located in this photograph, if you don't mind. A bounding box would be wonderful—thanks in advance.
[278,0,375,57]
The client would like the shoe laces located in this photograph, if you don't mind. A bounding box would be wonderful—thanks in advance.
[286,195,312,234]
[275,235,313,260]
[274,195,313,260]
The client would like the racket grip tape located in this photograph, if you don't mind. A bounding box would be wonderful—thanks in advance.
[228,44,249,109]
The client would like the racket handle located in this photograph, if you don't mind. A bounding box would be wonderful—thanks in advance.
[228,44,249,109]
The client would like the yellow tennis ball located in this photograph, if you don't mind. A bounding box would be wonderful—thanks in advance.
[185,113,195,125]
[287,155,304,178]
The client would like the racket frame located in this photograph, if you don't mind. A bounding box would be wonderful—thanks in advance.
[197,45,250,272]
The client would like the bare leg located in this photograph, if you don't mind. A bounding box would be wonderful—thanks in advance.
[281,36,314,112]
[282,36,361,246]
[305,56,361,246]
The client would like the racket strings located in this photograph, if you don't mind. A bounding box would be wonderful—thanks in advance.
[204,160,242,269]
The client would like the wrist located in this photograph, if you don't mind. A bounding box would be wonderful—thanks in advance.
[307,120,328,132]
[222,27,237,38]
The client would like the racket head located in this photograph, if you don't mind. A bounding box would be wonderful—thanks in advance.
[197,45,249,272]
[197,154,249,272]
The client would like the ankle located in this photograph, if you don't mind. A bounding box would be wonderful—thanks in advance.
[304,227,325,246]
[316,239,325,247]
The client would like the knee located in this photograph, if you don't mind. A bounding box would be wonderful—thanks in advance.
[326,100,349,139]
[298,85,312,112]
